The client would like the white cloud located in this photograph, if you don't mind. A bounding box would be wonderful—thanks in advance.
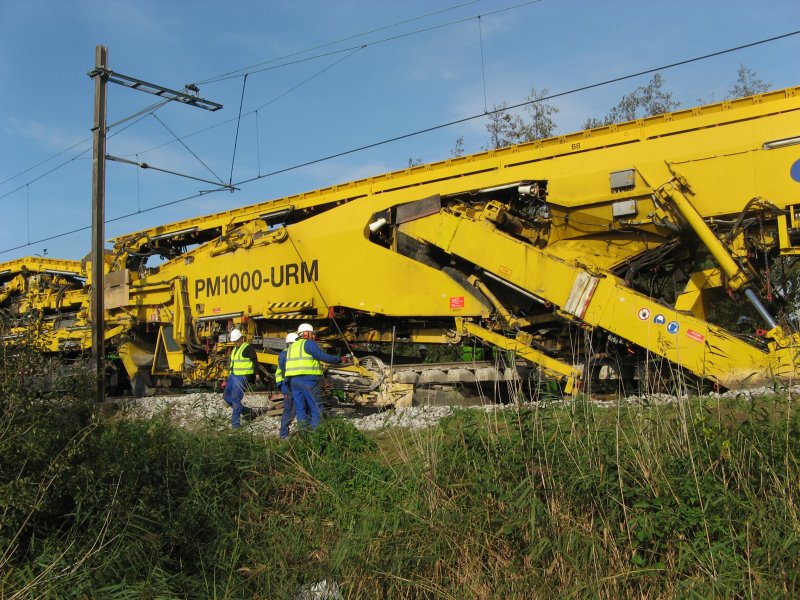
[3,118,87,152]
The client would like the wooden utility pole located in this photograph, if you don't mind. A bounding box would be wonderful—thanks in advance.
[90,45,108,403]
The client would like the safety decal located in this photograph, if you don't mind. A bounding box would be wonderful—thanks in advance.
[638,308,650,320]
[686,329,705,343]
[791,159,800,183]
[667,321,680,334]
[450,296,465,309]
[653,314,666,325]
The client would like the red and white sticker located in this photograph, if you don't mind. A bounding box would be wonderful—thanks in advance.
[638,308,650,320]
[449,296,465,309]
[686,329,705,343]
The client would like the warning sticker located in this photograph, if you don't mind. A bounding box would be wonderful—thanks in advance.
[638,308,650,320]
[449,296,465,309]
[686,329,705,343]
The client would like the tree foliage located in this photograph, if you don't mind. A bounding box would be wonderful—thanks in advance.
[469,66,766,159]
[485,86,559,149]
[451,136,465,158]
[728,63,770,98]
[583,73,680,129]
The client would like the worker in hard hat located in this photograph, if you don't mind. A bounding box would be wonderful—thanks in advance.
[285,322,350,431]
[277,332,298,439]
[223,327,259,428]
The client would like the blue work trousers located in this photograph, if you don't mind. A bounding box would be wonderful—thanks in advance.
[289,375,323,430]
[223,373,250,428]
[279,381,295,439]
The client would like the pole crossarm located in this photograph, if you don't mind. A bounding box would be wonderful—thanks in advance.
[106,155,238,190]
[87,68,223,111]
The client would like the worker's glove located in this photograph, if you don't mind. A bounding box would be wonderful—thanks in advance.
[339,355,353,365]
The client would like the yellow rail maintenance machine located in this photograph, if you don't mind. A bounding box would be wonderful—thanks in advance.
[2,86,800,403]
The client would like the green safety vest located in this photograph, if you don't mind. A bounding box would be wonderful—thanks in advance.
[230,343,254,376]
[274,344,295,384]
[285,338,323,377]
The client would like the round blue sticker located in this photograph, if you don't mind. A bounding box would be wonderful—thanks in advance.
[792,159,800,183]
[653,314,666,325]
[667,321,680,335]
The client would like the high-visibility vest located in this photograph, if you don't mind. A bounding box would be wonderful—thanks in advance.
[275,349,287,384]
[285,338,323,377]
[230,343,254,376]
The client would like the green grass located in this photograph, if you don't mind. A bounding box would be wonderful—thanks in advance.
[1,376,799,598]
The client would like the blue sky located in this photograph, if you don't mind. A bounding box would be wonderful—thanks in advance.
[1,0,798,261]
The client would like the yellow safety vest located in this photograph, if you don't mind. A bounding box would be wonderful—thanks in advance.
[275,349,287,384]
[230,343,254,376]
[285,338,323,377]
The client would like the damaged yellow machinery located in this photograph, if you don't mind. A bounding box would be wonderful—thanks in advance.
[2,85,800,403]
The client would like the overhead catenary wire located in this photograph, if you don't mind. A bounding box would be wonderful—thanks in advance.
[1,28,799,256]
[0,137,91,189]
[150,113,227,186]
[232,28,800,189]
[255,110,262,178]
[229,74,248,186]
[0,40,365,222]
[128,45,366,160]
[0,1,528,252]
[0,187,227,256]
[0,0,778,205]
[0,110,158,204]
[136,153,141,213]
[1,98,174,193]
[26,185,30,245]
[195,0,491,84]
[198,0,544,84]
[1,1,537,192]
[67,2,526,167]
[0,147,92,204]
[478,15,488,113]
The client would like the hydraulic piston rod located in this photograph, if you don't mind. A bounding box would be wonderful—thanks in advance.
[656,175,779,330]
[744,288,778,330]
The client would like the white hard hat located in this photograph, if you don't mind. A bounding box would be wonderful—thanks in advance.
[285,332,298,343]
[229,328,243,342]
[297,323,314,334]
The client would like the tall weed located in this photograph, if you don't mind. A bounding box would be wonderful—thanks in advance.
[1,361,798,599]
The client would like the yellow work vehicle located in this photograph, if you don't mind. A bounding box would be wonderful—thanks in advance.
[2,86,800,402]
